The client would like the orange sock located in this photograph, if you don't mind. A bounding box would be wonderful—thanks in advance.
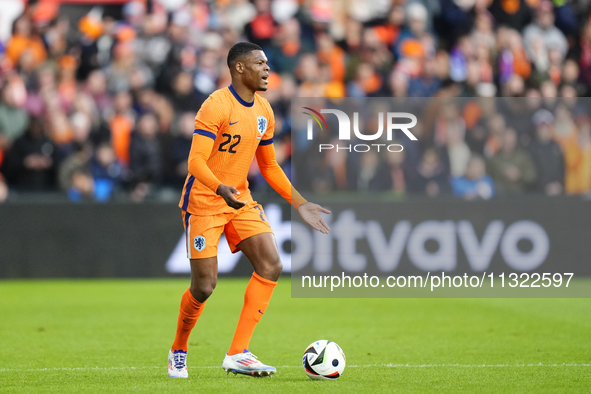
[228,273,277,355]
[171,288,206,352]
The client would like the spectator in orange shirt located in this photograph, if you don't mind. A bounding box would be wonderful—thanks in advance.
[316,32,345,83]
[563,115,591,195]
[6,15,47,70]
[109,91,135,166]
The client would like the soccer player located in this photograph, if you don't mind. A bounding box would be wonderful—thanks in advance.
[168,42,331,378]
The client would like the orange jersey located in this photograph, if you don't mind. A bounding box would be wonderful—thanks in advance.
[179,86,275,215]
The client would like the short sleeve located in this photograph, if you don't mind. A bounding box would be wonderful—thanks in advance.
[194,95,228,140]
[259,103,275,146]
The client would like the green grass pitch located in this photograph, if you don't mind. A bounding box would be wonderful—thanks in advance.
[0,278,589,393]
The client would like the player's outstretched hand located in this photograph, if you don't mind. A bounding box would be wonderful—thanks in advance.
[297,202,331,234]
[217,184,247,209]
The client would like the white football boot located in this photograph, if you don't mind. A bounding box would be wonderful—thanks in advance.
[168,349,188,378]
[222,350,276,377]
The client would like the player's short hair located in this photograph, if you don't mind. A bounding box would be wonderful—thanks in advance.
[227,42,263,68]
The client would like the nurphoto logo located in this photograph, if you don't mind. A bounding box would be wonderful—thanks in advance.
[302,107,418,152]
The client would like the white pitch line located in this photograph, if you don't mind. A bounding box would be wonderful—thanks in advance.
[0,363,589,373]
[348,363,591,368]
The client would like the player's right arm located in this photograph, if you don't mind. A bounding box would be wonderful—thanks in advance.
[188,96,246,209]
[256,138,330,234]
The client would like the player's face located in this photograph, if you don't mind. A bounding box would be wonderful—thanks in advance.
[243,50,270,91]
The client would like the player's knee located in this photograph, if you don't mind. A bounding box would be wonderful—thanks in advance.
[261,258,282,281]
[191,286,214,303]
[274,259,283,278]
[190,280,216,303]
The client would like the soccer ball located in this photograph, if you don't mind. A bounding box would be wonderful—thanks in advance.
[302,340,346,380]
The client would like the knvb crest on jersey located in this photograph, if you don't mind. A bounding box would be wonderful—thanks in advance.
[257,116,267,140]
[302,107,418,153]
[194,236,206,251]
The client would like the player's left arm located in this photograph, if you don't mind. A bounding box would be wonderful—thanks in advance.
[255,141,331,234]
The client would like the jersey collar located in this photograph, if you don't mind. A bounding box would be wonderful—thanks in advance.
[229,85,254,107]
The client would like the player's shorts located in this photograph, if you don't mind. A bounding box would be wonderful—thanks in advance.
[182,201,273,259]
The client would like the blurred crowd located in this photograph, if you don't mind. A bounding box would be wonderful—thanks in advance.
[0,0,591,203]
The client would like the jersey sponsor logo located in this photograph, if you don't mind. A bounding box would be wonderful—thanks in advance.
[229,120,239,126]
[257,116,267,136]
[194,236,206,251]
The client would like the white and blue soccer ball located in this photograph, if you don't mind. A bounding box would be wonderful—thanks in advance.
[302,340,346,380]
